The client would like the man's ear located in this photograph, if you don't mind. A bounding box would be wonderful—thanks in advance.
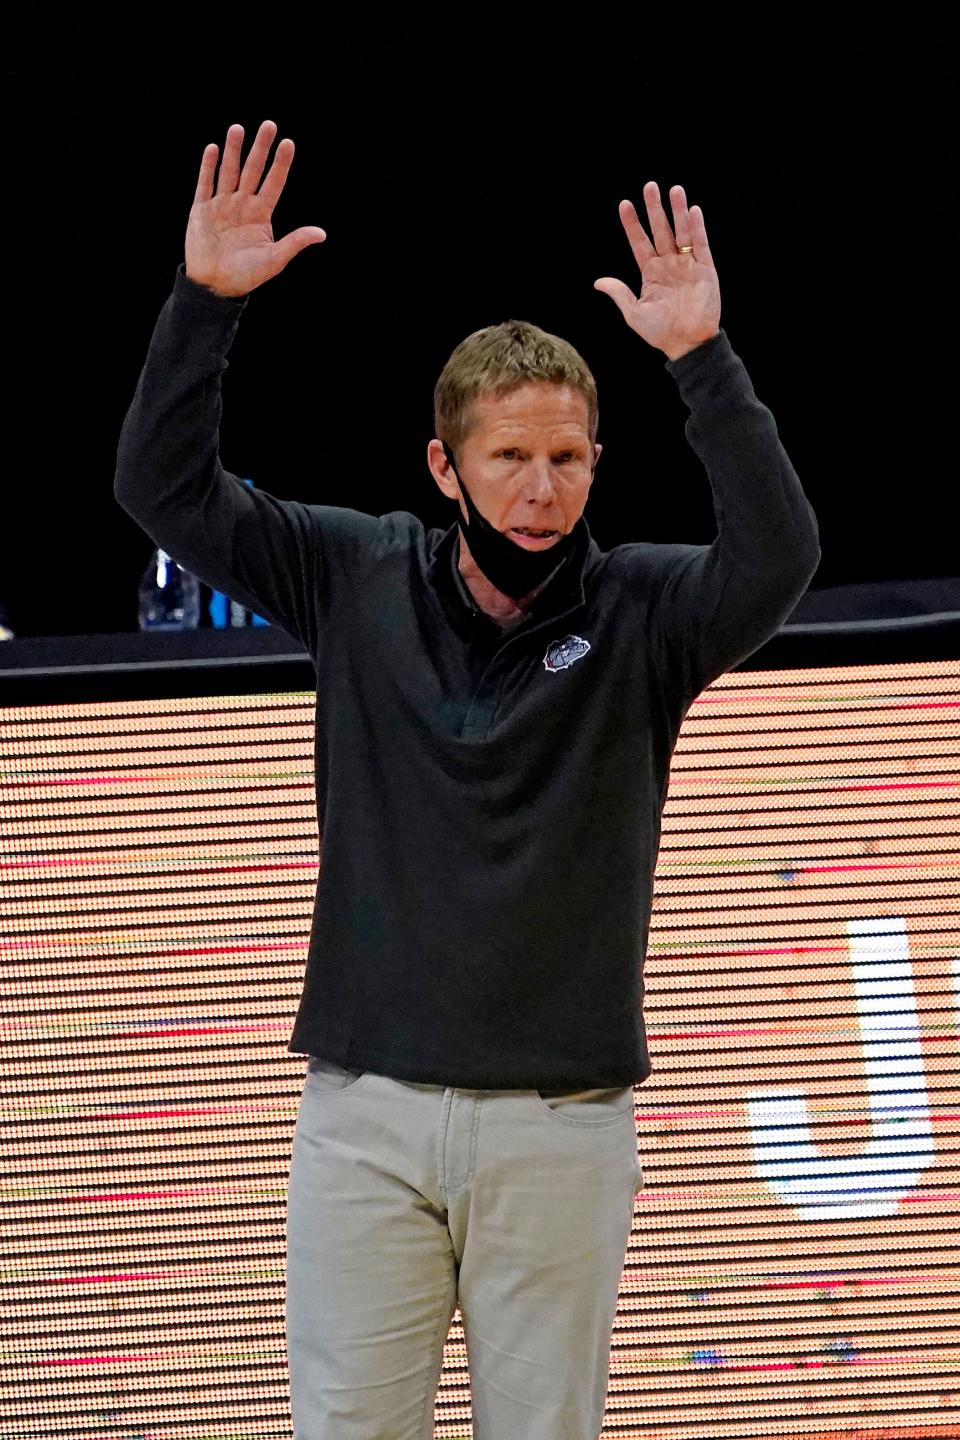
[427,438,460,501]
[592,442,603,470]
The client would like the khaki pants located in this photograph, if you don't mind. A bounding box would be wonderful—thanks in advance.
[286,1056,644,1439]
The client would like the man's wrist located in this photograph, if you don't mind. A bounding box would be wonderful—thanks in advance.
[183,266,247,302]
[175,263,248,309]
[663,330,721,363]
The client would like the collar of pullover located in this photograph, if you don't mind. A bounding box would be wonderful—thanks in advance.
[427,518,595,643]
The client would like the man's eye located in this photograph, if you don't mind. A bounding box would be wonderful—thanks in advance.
[500,449,518,460]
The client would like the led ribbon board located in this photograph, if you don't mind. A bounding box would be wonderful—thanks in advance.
[1,659,958,1438]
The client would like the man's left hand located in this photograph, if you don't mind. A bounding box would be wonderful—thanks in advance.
[595,183,721,361]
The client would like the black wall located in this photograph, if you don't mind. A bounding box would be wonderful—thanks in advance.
[3,6,955,636]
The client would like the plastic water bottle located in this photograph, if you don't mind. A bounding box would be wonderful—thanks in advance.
[137,548,200,630]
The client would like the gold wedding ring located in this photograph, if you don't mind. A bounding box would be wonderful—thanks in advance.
[677,244,695,254]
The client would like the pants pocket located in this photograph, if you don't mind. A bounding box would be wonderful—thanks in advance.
[303,1055,367,1095]
[533,1084,636,1127]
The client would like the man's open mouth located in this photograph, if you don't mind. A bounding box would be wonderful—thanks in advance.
[508,527,560,548]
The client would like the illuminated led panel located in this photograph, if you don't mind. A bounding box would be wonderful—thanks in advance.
[0,662,958,1439]
[613,660,960,1440]
[1,693,314,1440]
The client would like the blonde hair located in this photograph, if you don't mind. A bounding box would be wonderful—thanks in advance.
[434,319,598,457]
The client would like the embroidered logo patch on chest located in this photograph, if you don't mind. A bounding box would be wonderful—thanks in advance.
[543,634,592,672]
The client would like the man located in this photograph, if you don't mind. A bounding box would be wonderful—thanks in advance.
[115,120,819,1440]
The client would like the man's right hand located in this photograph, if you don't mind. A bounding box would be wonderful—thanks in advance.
[185,120,326,298]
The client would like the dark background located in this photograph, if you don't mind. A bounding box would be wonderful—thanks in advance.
[3,6,956,637]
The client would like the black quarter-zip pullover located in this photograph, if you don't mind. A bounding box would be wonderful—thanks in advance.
[114,268,820,1090]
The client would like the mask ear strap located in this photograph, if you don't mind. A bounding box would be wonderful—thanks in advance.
[442,441,459,478]
[442,442,473,524]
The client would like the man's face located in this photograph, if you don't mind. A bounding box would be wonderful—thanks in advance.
[429,381,600,551]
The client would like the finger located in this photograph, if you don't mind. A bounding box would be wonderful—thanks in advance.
[689,204,715,268]
[257,136,296,212]
[238,118,279,195]
[194,143,218,204]
[593,275,637,317]
[642,179,677,255]
[617,198,656,265]
[669,184,692,250]
[216,123,244,194]
[271,226,328,271]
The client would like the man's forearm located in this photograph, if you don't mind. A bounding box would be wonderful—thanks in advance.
[667,329,820,586]
[111,270,320,646]
[114,266,247,534]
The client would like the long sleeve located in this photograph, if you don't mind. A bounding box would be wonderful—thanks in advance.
[114,267,392,652]
[616,329,821,700]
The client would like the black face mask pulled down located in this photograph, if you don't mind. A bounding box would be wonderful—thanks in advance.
[441,442,584,601]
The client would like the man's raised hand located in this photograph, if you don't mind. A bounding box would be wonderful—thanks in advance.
[185,121,326,297]
[594,183,720,361]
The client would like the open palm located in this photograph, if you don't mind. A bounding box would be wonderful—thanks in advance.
[186,120,326,298]
[595,183,720,361]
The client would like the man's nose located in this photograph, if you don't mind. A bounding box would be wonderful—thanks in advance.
[520,462,557,500]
